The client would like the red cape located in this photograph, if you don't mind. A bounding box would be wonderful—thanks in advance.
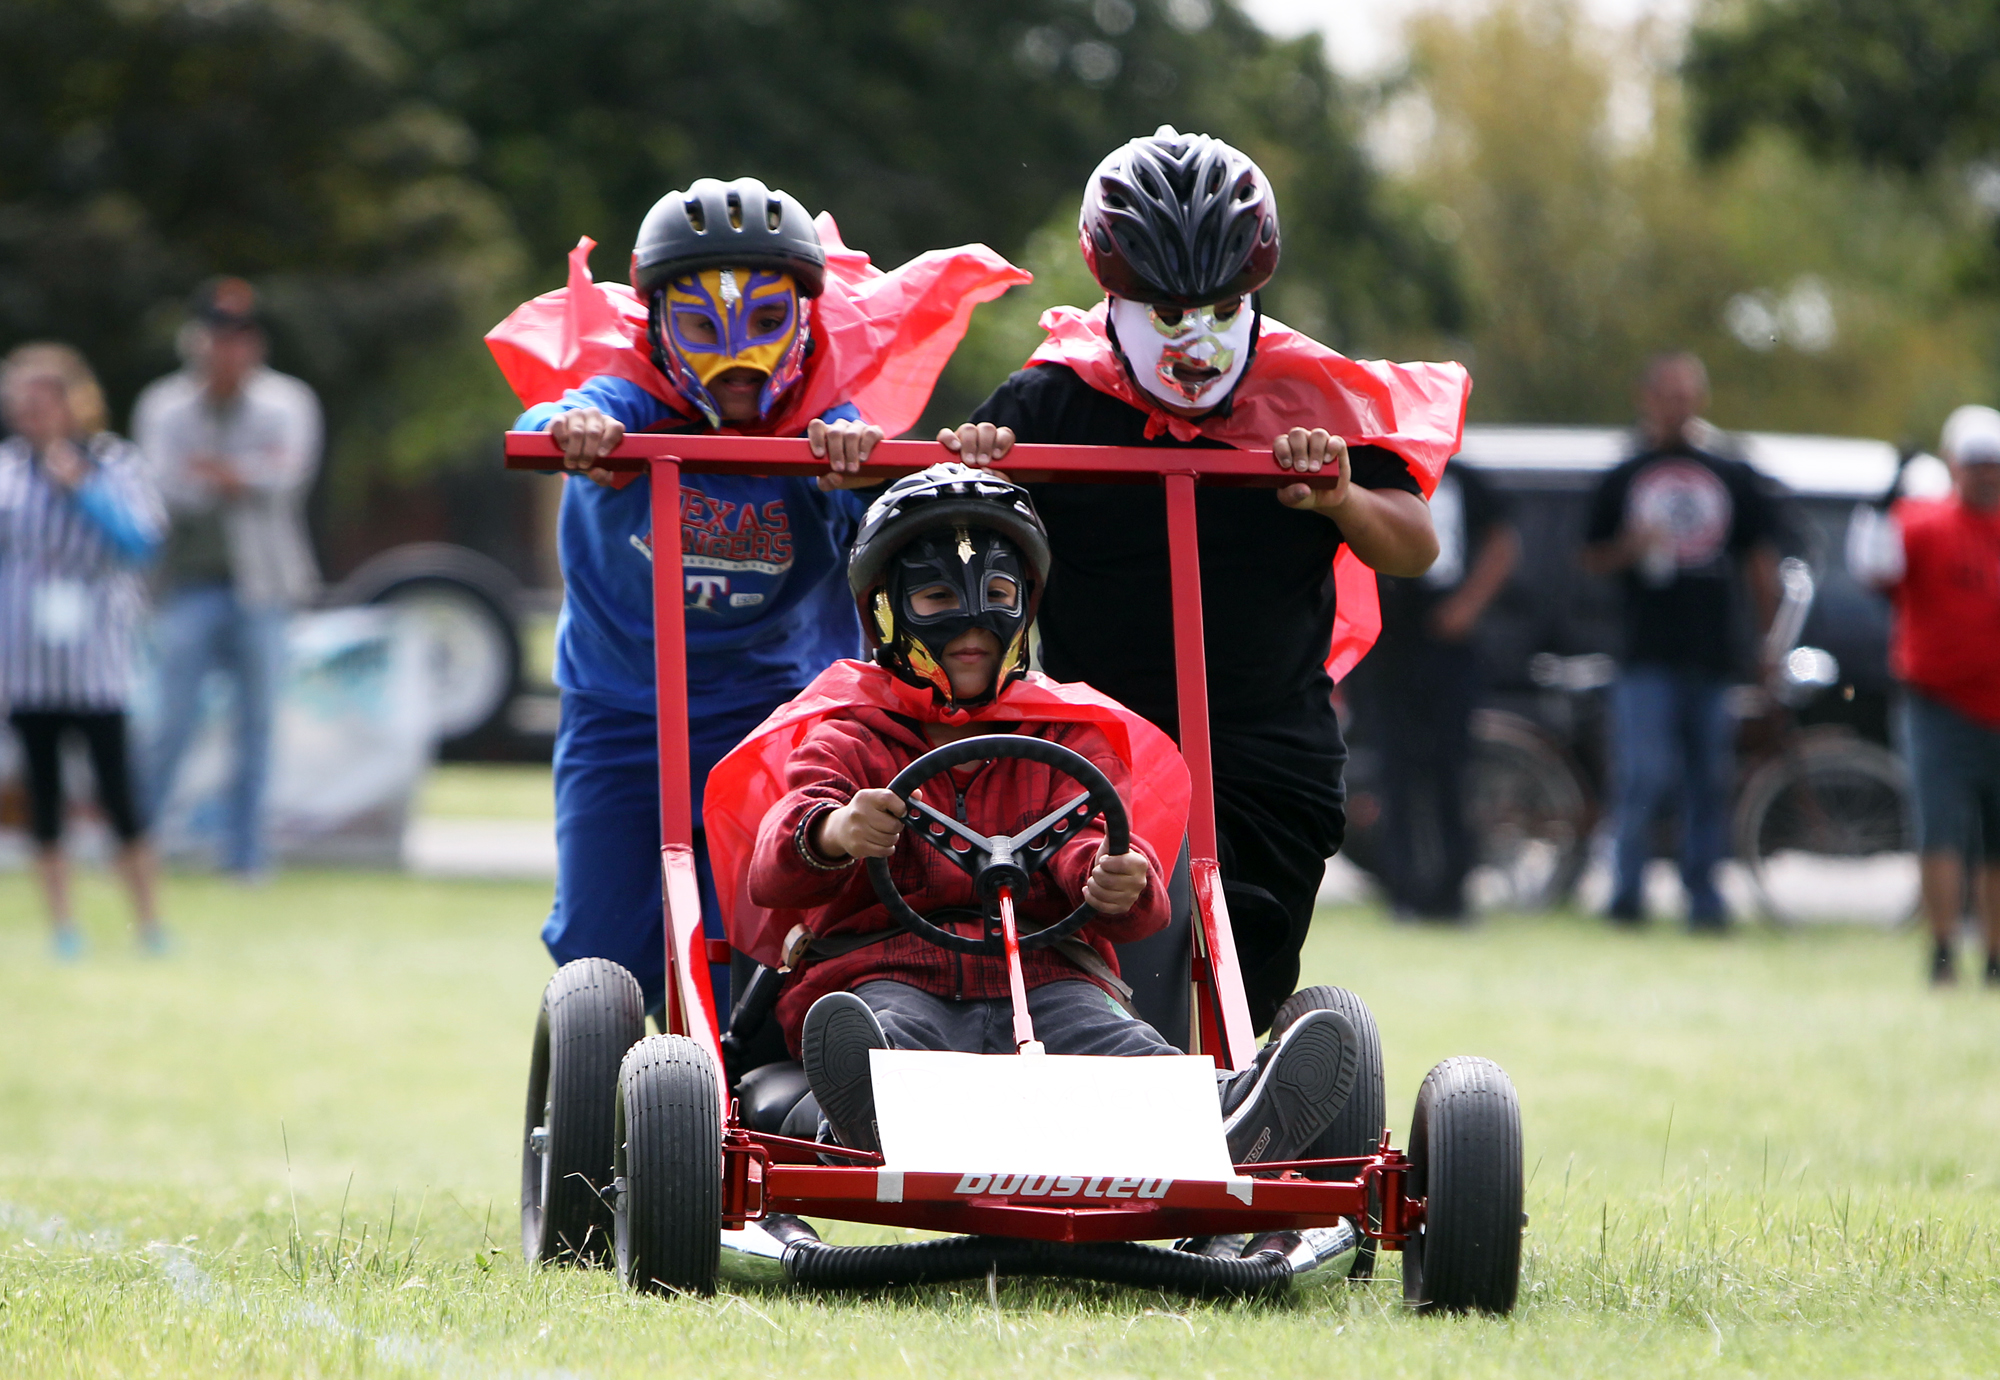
[1027,303,1471,680]
[485,215,1031,438]
[704,660,1193,967]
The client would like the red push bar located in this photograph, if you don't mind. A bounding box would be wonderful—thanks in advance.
[504,432,1342,1073]
[504,432,1344,490]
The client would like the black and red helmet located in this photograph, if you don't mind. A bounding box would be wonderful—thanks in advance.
[1079,127,1280,307]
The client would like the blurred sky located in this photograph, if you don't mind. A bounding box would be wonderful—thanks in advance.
[1239,0,1698,77]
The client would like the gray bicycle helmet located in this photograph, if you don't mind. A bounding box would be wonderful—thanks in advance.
[631,177,827,298]
[1079,126,1280,307]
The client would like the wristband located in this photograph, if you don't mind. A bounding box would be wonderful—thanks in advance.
[794,807,856,872]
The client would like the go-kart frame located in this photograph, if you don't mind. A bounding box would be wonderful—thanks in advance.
[504,431,1517,1309]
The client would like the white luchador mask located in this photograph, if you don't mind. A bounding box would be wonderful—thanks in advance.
[1108,294,1256,412]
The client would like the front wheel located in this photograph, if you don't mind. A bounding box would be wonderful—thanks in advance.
[1402,1056,1523,1314]
[614,1035,723,1295]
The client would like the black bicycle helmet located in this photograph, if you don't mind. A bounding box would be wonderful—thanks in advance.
[631,177,827,298]
[849,463,1051,605]
[1079,126,1280,307]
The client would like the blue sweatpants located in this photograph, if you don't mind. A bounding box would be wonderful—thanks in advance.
[542,691,773,1015]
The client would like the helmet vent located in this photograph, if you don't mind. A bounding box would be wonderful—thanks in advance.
[683,199,706,233]
[766,198,782,231]
[726,191,744,230]
[1206,164,1224,196]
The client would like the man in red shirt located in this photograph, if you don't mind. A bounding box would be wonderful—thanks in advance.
[736,463,1358,1161]
[1849,404,2000,983]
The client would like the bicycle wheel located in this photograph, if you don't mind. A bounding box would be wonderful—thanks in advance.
[1465,711,1592,912]
[1734,734,1915,926]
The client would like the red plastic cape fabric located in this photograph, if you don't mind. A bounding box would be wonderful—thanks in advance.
[703,659,1193,968]
[485,214,1030,440]
[1026,302,1471,681]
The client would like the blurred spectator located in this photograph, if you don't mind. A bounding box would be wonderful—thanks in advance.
[134,279,321,878]
[1582,352,1780,931]
[1847,405,2000,986]
[1355,459,1518,918]
[0,344,167,957]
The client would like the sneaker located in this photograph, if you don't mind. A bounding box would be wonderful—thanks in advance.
[1930,942,1957,987]
[1220,1008,1358,1166]
[1605,900,1644,928]
[800,992,886,1154]
[51,927,85,964]
[136,926,173,958]
[1984,954,2000,988]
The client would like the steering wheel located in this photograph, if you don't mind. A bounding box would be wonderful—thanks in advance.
[864,734,1130,956]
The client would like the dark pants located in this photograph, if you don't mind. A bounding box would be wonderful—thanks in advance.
[1362,638,1480,917]
[543,691,773,1014]
[854,979,1181,1057]
[9,709,144,845]
[1209,710,1349,1033]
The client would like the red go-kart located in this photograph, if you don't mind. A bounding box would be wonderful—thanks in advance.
[507,432,1524,1311]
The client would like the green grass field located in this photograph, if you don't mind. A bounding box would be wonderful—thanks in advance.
[3,866,1998,1378]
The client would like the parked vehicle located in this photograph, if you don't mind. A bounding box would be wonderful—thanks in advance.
[1340,425,1923,924]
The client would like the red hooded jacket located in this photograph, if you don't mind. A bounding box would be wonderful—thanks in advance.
[707,660,1192,1051]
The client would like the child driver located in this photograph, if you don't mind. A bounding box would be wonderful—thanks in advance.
[742,462,1358,1162]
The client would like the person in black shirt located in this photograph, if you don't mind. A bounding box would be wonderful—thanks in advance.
[1583,352,1780,930]
[938,128,1468,1029]
[1354,460,1518,919]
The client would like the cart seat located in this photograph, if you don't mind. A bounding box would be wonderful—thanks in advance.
[731,844,1195,1135]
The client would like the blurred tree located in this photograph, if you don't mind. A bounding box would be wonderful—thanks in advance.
[0,0,522,482]
[1686,0,2000,173]
[1390,0,1998,442]
[360,0,1463,424]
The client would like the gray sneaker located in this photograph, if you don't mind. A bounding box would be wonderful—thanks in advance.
[800,992,887,1153]
[1220,1008,1358,1165]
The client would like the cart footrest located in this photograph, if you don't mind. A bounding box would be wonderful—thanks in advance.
[784,1234,1293,1298]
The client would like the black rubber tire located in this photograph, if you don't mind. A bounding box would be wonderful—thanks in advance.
[1401,1056,1523,1315]
[615,1034,723,1295]
[1271,985,1387,1279]
[1732,733,1914,927]
[521,958,646,1267]
[325,542,524,748]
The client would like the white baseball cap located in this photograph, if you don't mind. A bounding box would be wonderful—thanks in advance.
[1940,404,2000,465]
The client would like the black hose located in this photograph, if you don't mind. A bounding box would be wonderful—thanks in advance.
[782,1235,1292,1299]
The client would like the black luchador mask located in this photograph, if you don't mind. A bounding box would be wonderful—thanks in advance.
[874,525,1032,706]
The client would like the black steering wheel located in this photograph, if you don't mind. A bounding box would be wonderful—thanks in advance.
[865,734,1131,956]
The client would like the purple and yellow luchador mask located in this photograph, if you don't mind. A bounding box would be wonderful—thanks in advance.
[655,267,809,427]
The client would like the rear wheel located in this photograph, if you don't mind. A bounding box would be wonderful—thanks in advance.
[615,1035,723,1295]
[1271,986,1387,1279]
[521,958,646,1266]
[1402,1057,1522,1314]
[1735,734,1915,926]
